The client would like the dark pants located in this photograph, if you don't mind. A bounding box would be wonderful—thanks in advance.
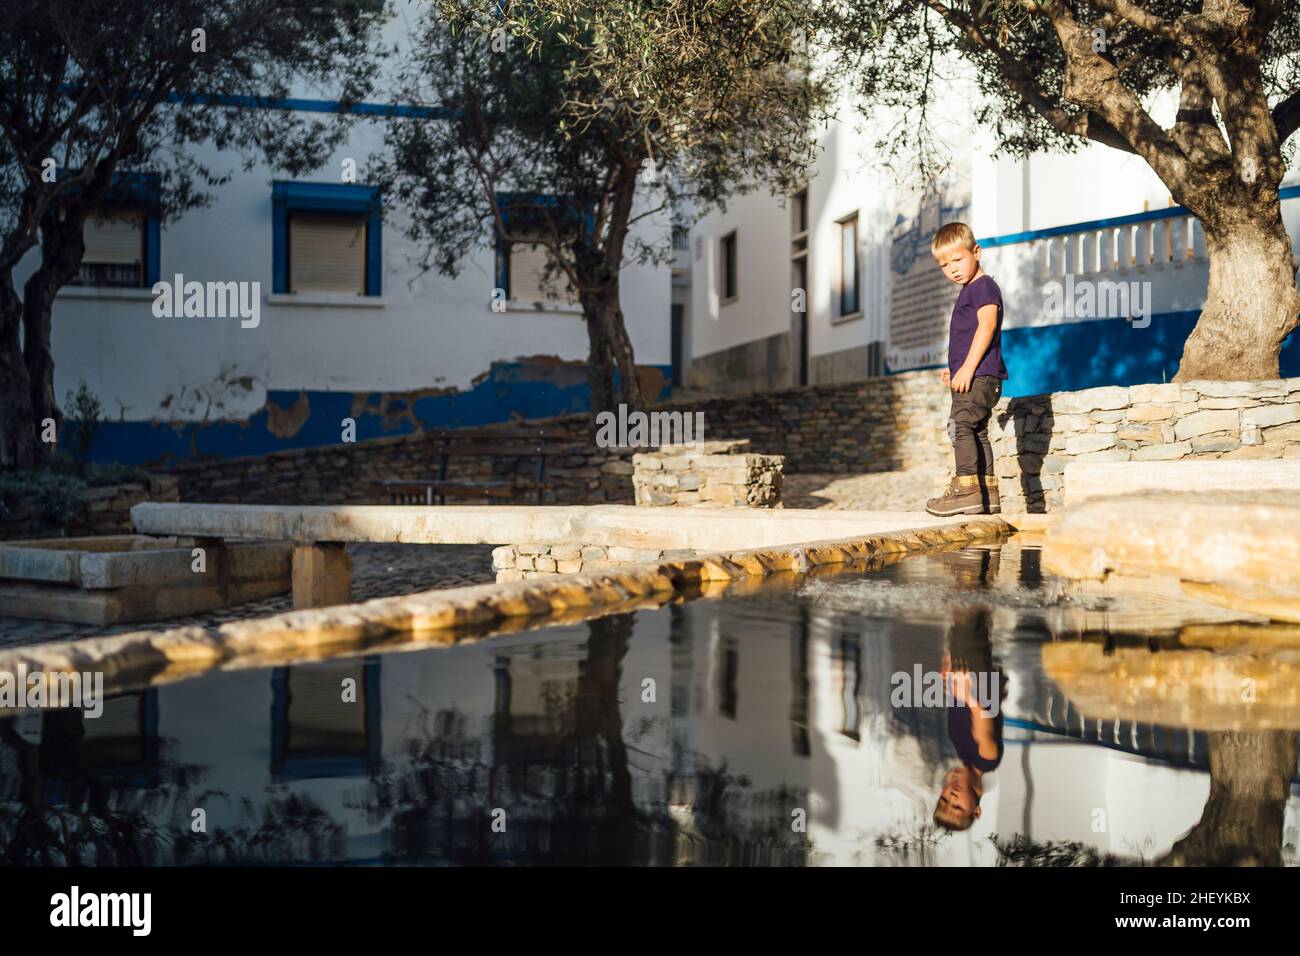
[948,375,1002,477]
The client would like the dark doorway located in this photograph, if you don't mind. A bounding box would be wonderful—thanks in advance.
[671,303,684,388]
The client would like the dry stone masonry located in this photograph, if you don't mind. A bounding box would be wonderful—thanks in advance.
[153,371,1300,517]
[492,542,682,581]
[632,440,783,507]
[1,476,179,540]
[990,377,1300,513]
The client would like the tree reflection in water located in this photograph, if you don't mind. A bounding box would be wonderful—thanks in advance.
[353,611,812,865]
[0,705,347,866]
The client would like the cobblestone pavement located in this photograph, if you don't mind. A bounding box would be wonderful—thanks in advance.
[784,467,950,511]
[0,543,497,650]
[0,467,948,650]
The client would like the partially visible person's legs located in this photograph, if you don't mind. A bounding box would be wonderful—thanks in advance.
[951,377,1000,476]
[928,377,1001,516]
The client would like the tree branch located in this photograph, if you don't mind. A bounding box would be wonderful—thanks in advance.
[926,0,1137,154]
[1272,89,1300,144]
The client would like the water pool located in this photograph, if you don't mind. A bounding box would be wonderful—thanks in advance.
[2,539,1296,866]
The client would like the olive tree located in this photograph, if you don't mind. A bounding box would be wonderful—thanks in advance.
[822,0,1300,381]
[0,0,382,468]
[382,0,832,414]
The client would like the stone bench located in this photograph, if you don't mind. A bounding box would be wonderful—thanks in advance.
[0,534,292,625]
[133,502,1001,605]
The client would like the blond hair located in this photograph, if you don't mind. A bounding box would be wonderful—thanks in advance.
[933,803,977,832]
[931,222,977,258]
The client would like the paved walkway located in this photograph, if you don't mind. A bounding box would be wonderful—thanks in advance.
[1,467,949,649]
[784,468,949,511]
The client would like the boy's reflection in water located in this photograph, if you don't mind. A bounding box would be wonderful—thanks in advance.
[931,547,1006,832]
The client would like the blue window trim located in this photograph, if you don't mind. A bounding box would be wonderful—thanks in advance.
[60,168,161,286]
[492,191,593,293]
[271,181,382,295]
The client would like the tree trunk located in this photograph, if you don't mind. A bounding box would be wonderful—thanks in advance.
[599,288,646,412]
[1174,208,1300,381]
[23,276,62,451]
[581,280,646,424]
[0,273,38,470]
[23,206,90,448]
[582,290,617,428]
[1158,731,1295,866]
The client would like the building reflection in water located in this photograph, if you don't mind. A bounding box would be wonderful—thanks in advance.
[0,542,1295,866]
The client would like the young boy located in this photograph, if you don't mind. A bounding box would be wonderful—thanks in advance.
[932,603,1006,832]
[925,222,1009,517]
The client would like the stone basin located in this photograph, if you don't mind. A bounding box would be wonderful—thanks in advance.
[0,534,292,626]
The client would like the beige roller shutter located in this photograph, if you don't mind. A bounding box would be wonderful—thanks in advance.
[286,662,368,753]
[509,236,576,304]
[83,210,143,265]
[289,213,366,294]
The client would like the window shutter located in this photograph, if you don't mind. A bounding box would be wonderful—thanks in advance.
[83,211,143,265]
[509,237,575,304]
[289,213,366,294]
[286,663,368,751]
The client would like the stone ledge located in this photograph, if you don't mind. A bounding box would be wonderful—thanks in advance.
[1064,459,1300,506]
[1042,490,1300,622]
[0,515,1011,701]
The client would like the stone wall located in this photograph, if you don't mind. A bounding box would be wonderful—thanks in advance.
[632,440,783,507]
[991,378,1300,513]
[492,543,684,581]
[667,370,953,474]
[169,426,638,506]
[161,371,1300,514]
[1,476,180,540]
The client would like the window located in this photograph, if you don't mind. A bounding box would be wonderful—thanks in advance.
[838,213,859,316]
[500,233,577,304]
[271,657,382,781]
[837,635,862,741]
[272,182,382,296]
[720,230,737,302]
[67,171,161,289]
[492,192,587,308]
[288,213,366,293]
[76,209,145,288]
[671,222,689,251]
[791,188,808,235]
[38,689,161,789]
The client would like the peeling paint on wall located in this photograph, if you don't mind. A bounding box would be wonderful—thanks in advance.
[85,356,672,467]
[349,385,459,432]
[265,391,312,439]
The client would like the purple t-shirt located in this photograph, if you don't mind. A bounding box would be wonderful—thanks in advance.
[948,275,1008,379]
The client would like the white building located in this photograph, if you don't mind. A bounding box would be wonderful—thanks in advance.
[27,18,1300,468]
[19,10,674,466]
[684,86,1300,398]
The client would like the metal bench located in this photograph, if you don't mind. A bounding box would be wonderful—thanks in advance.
[375,427,579,506]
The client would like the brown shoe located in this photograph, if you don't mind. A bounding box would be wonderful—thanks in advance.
[925,474,985,517]
[981,474,1001,514]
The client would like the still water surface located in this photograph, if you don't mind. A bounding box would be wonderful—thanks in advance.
[2,540,1296,865]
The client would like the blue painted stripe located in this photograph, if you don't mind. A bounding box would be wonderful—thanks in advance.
[84,361,674,467]
[163,90,454,119]
[1001,310,1300,397]
[979,183,1300,249]
[56,82,453,120]
[889,311,1300,393]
